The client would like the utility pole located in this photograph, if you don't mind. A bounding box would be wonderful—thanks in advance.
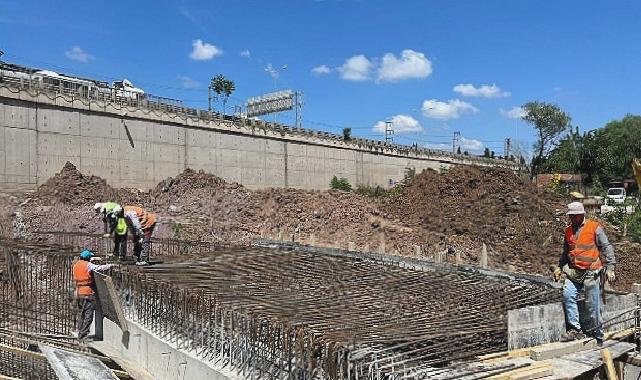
[504,138,512,159]
[208,83,213,120]
[385,121,394,143]
[452,131,461,154]
[294,91,303,128]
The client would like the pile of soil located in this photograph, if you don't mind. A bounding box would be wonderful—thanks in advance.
[9,162,636,291]
[30,162,121,206]
[383,166,568,272]
[12,163,141,235]
[611,241,641,292]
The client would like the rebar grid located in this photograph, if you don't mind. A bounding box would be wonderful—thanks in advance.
[0,242,77,336]
[32,231,227,257]
[111,248,561,380]
[0,336,58,380]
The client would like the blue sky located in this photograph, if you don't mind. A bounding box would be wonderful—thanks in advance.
[2,0,641,156]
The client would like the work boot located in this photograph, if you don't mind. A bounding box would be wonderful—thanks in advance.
[561,328,586,342]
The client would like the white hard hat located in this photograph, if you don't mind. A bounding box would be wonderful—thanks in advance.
[94,203,105,213]
[566,201,585,215]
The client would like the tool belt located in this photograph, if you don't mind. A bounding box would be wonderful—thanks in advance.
[562,264,601,284]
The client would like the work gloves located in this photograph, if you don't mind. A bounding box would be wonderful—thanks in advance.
[552,266,563,282]
[605,268,616,283]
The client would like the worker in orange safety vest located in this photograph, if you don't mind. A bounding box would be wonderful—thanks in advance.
[123,206,157,266]
[552,202,616,346]
[72,250,113,341]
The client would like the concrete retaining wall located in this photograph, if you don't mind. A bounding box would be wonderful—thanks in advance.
[94,318,239,380]
[508,292,638,350]
[0,86,522,191]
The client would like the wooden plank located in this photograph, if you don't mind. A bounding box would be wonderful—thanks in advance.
[510,367,552,380]
[601,348,619,380]
[482,328,634,364]
[94,272,129,334]
[478,347,533,362]
[605,327,635,340]
[487,362,551,380]
[530,339,597,361]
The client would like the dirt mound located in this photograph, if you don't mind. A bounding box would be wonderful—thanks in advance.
[31,162,120,206]
[612,242,641,292]
[384,166,567,272]
[10,163,613,284]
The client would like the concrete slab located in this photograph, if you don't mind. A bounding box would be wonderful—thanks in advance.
[39,344,119,380]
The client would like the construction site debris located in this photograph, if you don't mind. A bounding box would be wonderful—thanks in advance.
[4,162,638,291]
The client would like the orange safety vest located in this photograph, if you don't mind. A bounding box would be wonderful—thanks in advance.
[72,260,94,296]
[124,206,157,230]
[565,220,603,271]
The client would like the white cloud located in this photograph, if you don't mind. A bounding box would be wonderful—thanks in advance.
[373,114,423,134]
[311,65,331,75]
[65,46,94,63]
[377,49,432,82]
[500,106,526,119]
[453,83,510,98]
[421,99,479,120]
[189,39,222,61]
[460,137,484,152]
[338,55,373,81]
[178,75,201,89]
[240,49,251,59]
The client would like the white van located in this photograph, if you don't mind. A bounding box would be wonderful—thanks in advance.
[606,187,626,204]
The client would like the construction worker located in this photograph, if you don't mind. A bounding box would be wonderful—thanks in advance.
[553,202,616,346]
[123,205,157,266]
[72,250,113,341]
[94,202,128,260]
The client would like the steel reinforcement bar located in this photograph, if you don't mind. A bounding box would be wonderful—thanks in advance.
[30,231,225,258]
[0,241,77,337]
[110,247,562,380]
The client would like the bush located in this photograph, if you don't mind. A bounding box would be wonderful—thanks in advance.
[355,184,388,198]
[403,167,416,184]
[627,210,641,243]
[330,176,352,192]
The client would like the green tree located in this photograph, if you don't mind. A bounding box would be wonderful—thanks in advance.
[522,101,571,178]
[330,176,340,189]
[342,127,352,141]
[338,177,352,191]
[483,147,490,158]
[592,115,641,185]
[545,115,641,189]
[211,74,236,115]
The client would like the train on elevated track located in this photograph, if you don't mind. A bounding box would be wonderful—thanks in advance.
[0,62,183,108]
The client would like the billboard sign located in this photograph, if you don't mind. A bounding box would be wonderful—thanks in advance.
[247,90,294,117]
